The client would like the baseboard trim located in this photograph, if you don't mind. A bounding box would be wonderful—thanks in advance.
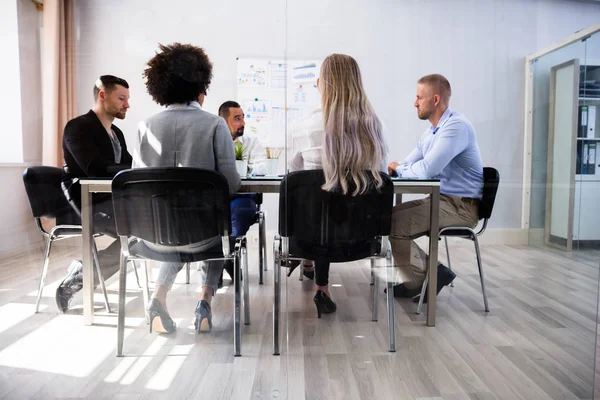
[0,239,44,260]
[0,237,79,261]
[444,228,529,245]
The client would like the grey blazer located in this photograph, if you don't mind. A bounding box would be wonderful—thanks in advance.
[133,102,241,194]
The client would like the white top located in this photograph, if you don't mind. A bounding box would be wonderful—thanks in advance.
[288,108,324,172]
[233,133,268,175]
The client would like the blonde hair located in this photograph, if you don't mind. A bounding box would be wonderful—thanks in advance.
[319,53,387,195]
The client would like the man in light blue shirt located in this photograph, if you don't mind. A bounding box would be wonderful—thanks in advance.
[387,74,483,302]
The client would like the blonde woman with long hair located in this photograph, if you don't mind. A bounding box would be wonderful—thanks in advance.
[289,53,388,316]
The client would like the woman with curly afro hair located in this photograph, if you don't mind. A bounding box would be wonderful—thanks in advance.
[131,43,241,334]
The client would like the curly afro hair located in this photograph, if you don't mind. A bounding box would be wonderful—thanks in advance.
[143,43,213,106]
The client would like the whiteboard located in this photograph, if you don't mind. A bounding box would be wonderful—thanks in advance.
[236,58,321,148]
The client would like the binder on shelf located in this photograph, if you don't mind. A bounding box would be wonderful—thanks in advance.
[587,105,596,138]
[589,142,596,175]
[579,106,588,138]
[583,143,589,174]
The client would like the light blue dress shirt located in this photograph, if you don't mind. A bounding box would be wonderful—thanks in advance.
[396,107,483,199]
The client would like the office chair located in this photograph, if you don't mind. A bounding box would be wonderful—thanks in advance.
[272,170,396,354]
[23,166,110,313]
[111,168,249,357]
[416,167,500,314]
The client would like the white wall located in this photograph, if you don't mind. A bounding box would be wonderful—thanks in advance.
[73,0,600,235]
[0,0,44,258]
[0,0,24,163]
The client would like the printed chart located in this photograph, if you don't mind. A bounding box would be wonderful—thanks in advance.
[236,58,321,149]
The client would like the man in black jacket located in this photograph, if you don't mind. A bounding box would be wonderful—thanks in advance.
[57,75,132,312]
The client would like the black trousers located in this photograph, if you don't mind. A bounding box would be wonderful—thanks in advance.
[315,261,331,286]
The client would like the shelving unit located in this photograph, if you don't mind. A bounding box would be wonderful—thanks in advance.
[546,60,600,250]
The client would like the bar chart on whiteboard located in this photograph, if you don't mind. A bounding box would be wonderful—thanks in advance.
[236,58,321,149]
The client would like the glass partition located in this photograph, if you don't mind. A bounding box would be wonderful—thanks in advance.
[584,32,600,400]
[282,4,600,400]
[529,33,600,399]
[6,1,600,398]
[529,40,587,247]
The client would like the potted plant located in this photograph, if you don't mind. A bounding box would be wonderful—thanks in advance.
[234,141,248,177]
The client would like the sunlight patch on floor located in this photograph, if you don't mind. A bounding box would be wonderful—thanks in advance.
[145,353,188,390]
[120,336,168,385]
[0,315,138,377]
[0,303,48,334]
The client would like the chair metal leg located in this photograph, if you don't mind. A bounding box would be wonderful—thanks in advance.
[35,237,54,313]
[242,244,250,325]
[473,236,489,312]
[140,261,151,312]
[444,236,454,288]
[185,263,190,284]
[371,259,378,321]
[92,242,111,313]
[116,251,128,357]
[385,249,396,352]
[273,239,281,355]
[416,273,428,315]
[131,259,141,289]
[233,251,242,357]
[258,211,266,284]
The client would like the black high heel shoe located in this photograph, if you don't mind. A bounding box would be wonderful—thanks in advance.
[147,298,176,333]
[286,260,315,280]
[313,290,337,318]
[194,300,212,333]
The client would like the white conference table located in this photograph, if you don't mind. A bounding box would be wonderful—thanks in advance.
[79,176,440,327]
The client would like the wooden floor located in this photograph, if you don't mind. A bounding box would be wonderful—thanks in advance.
[0,237,599,399]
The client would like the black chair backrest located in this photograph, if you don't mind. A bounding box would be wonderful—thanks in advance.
[112,168,232,246]
[279,170,394,261]
[479,167,500,220]
[23,166,78,223]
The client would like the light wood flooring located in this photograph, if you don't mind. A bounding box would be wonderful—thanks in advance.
[0,237,599,399]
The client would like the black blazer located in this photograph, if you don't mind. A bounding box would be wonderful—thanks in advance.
[62,110,132,209]
[63,110,132,178]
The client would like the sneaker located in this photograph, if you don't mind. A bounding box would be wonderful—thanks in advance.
[55,260,83,313]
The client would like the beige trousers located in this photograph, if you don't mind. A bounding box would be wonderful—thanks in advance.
[390,194,479,289]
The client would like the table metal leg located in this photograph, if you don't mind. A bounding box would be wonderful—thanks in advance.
[427,189,440,327]
[82,185,94,326]
[273,239,281,355]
